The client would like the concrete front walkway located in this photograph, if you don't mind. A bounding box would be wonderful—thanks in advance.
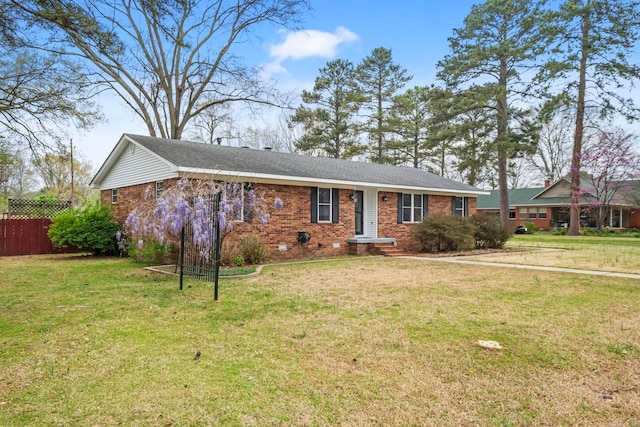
[402,255,640,280]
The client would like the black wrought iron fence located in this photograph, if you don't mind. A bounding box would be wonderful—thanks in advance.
[177,193,222,299]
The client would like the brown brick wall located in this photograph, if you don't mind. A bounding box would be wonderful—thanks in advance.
[103,181,479,260]
[229,184,354,260]
[103,179,179,226]
[514,207,551,231]
[377,194,478,253]
[631,211,640,229]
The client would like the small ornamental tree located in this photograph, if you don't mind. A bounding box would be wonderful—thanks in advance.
[124,178,282,260]
[579,128,640,231]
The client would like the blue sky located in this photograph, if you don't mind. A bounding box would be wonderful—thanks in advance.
[79,1,481,171]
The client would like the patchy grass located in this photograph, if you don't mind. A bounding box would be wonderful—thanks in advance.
[1,254,639,426]
[476,234,640,274]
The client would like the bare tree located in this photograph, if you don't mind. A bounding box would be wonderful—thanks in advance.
[14,0,310,140]
[0,48,100,151]
[33,146,95,203]
[526,107,574,182]
[188,100,234,145]
[241,117,300,152]
[0,147,37,208]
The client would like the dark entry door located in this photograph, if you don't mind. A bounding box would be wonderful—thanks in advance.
[354,190,364,235]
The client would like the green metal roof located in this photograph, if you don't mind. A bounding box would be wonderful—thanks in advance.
[477,187,570,209]
[478,179,640,210]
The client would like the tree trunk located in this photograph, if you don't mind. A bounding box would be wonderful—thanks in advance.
[596,205,604,233]
[377,83,384,162]
[569,1,590,236]
[497,58,510,225]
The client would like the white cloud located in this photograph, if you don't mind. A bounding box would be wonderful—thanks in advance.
[260,61,289,77]
[263,26,359,77]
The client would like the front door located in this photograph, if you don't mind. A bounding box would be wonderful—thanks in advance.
[354,190,364,235]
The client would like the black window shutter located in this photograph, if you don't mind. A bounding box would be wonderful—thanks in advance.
[332,188,340,223]
[451,196,456,215]
[311,187,318,223]
[464,197,469,217]
[397,193,403,224]
[423,195,428,218]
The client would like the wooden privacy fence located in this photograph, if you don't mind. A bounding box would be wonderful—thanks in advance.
[1,199,74,256]
[0,218,58,256]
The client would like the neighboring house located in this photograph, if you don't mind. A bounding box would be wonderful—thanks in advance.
[91,134,487,259]
[477,178,640,230]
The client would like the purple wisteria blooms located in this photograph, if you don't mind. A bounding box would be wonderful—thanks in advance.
[125,179,281,257]
[274,197,283,210]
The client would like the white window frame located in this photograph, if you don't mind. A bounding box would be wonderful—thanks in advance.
[453,196,468,217]
[403,193,423,223]
[111,189,118,204]
[231,184,244,222]
[155,181,164,198]
[317,187,332,222]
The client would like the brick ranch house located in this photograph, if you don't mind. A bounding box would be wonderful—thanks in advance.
[477,177,640,231]
[91,134,488,260]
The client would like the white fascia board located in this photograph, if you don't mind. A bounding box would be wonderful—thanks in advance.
[178,167,489,196]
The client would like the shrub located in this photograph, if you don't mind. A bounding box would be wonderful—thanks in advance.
[220,240,241,267]
[524,221,538,234]
[48,201,119,255]
[470,214,512,249]
[237,234,269,264]
[128,239,171,265]
[412,214,476,253]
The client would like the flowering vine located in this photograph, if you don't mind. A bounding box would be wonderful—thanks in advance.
[125,178,282,257]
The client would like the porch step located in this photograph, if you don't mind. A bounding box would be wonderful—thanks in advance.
[371,242,405,257]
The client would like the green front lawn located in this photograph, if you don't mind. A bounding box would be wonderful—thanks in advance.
[1,253,639,426]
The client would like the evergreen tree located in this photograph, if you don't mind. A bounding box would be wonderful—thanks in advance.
[451,107,497,188]
[291,59,366,159]
[387,86,437,169]
[437,0,547,223]
[356,47,412,163]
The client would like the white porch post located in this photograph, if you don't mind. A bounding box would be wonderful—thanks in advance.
[620,207,623,228]
[609,207,613,228]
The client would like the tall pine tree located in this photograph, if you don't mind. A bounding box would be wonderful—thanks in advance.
[538,0,640,235]
[437,0,547,223]
[356,47,412,163]
[291,59,366,159]
[387,86,438,169]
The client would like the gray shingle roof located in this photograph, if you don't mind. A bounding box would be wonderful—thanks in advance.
[128,134,484,194]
